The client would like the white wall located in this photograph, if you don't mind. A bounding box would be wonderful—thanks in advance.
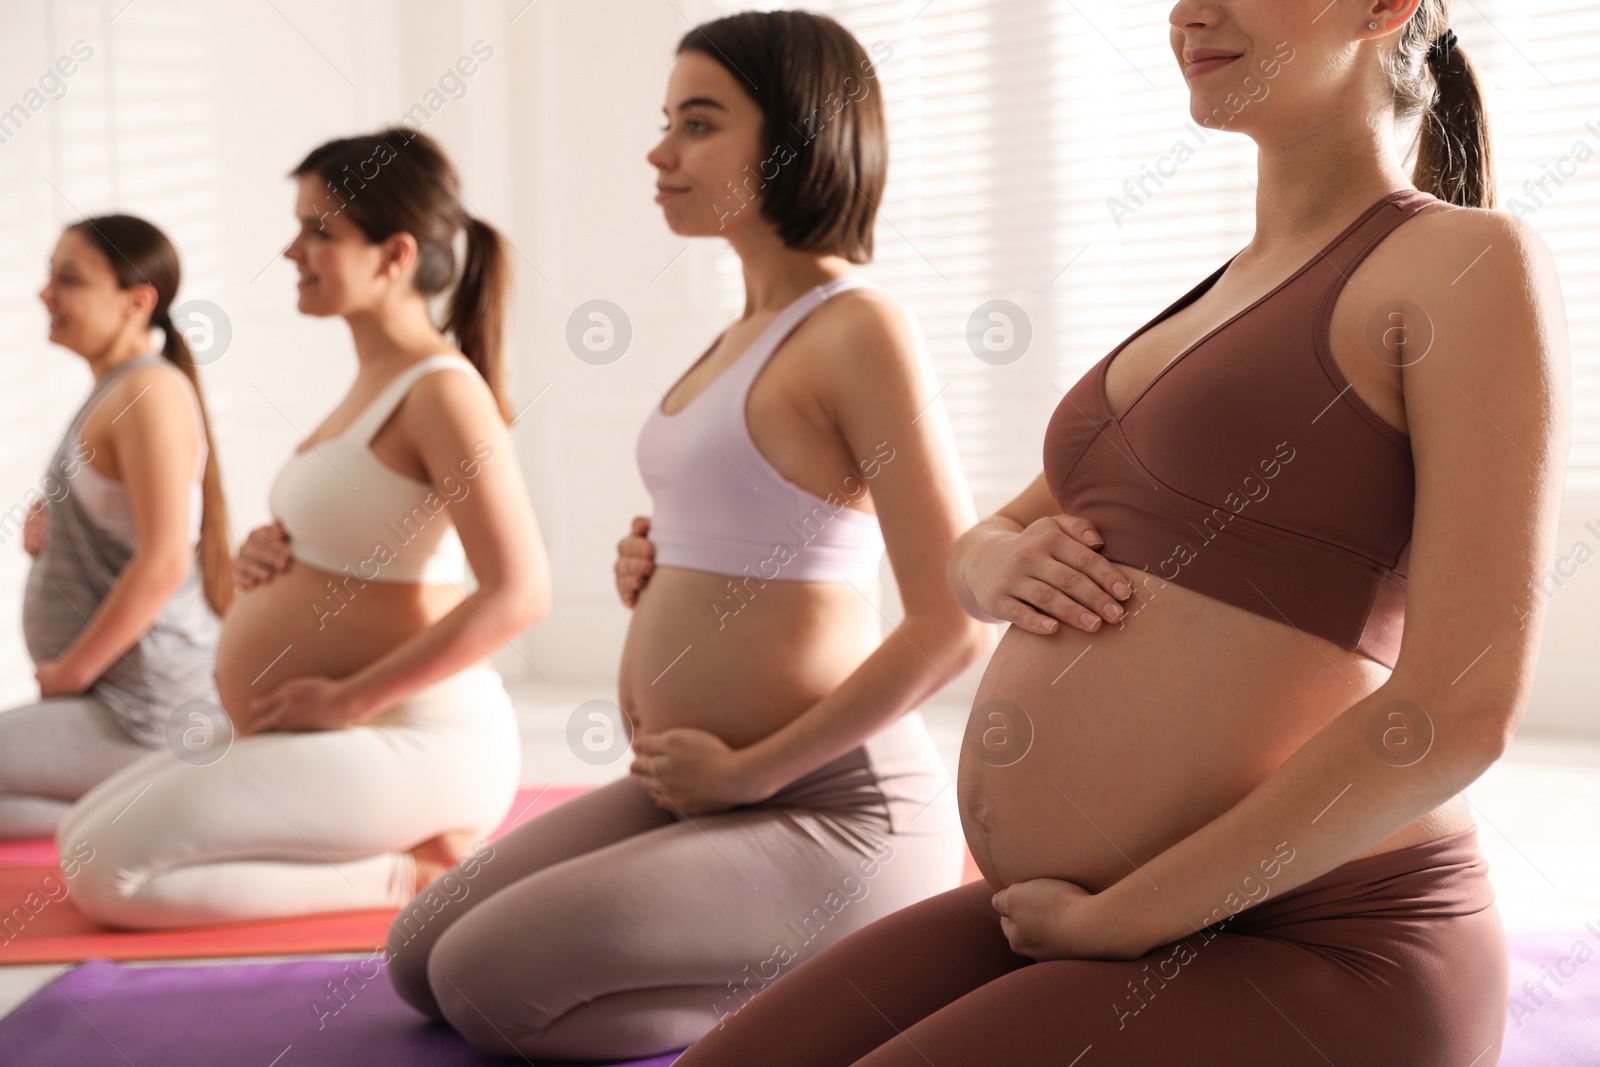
[0,0,1590,738]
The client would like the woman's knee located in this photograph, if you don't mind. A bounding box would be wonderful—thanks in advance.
[427,913,559,1056]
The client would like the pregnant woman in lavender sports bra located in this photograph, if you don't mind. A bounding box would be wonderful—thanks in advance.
[0,215,229,839]
[382,11,990,1061]
[59,128,551,928]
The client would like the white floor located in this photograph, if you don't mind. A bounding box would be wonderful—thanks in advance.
[3,682,1598,1020]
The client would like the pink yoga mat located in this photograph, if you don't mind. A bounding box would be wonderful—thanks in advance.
[0,784,591,965]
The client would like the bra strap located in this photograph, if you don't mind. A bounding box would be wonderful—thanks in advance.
[348,354,476,444]
[1313,189,1438,294]
[72,352,165,434]
[733,276,874,397]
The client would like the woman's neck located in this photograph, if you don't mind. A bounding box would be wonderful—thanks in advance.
[85,330,157,383]
[1247,109,1416,260]
[727,229,854,320]
[343,300,452,374]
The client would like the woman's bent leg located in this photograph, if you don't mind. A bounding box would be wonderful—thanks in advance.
[386,773,677,1018]
[57,666,521,928]
[423,714,968,1061]
[0,696,154,838]
[672,880,1025,1067]
[681,827,1510,1067]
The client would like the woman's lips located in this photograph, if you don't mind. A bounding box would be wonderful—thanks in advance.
[1185,54,1241,79]
[655,187,688,204]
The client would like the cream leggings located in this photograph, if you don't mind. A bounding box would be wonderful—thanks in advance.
[385,710,967,1062]
[57,664,521,929]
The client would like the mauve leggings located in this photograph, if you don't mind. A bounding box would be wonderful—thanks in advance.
[672,825,1509,1067]
[385,710,966,1061]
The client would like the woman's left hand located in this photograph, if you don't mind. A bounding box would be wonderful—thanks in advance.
[35,658,88,698]
[991,878,1146,962]
[629,727,772,816]
[246,676,361,734]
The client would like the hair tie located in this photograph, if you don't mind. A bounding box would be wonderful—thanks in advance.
[152,308,173,327]
[1426,28,1457,65]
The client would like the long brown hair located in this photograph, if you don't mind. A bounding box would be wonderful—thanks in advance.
[1384,1,1495,208]
[289,127,513,421]
[68,214,233,617]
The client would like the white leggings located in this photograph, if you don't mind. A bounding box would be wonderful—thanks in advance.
[58,664,521,929]
[0,695,158,839]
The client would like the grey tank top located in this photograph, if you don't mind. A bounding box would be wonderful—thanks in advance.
[22,354,221,747]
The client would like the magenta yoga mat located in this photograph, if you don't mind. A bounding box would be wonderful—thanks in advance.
[0,957,686,1067]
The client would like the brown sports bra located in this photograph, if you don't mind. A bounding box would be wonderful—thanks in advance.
[1044,188,1437,669]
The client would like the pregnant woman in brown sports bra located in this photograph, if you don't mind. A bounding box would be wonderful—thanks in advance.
[676,2,1570,1065]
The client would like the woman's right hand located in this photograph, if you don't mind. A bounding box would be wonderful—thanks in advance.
[964,514,1135,635]
[23,499,46,557]
[615,515,655,609]
[233,520,292,591]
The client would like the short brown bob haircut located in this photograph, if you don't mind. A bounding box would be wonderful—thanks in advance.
[678,10,888,263]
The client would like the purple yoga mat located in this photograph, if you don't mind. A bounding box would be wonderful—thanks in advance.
[0,957,686,1066]
[1501,929,1600,1067]
[4,930,1598,1065]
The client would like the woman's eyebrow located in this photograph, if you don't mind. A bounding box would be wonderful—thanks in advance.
[668,96,728,113]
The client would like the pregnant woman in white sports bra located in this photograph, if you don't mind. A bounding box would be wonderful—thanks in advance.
[59,128,551,928]
[381,12,991,1062]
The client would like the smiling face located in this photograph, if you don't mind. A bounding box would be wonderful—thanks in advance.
[645,50,769,241]
[282,174,413,318]
[1167,0,1410,137]
[38,228,152,357]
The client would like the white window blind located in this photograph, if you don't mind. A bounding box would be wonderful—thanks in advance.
[703,0,1600,512]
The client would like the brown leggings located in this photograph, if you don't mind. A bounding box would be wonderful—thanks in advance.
[672,826,1509,1067]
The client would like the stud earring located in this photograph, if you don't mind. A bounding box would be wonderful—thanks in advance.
[1368,21,1378,29]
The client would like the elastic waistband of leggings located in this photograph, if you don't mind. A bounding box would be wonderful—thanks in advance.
[760,712,958,837]
[1241,825,1495,926]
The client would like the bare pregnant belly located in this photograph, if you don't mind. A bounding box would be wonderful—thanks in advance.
[958,562,1467,893]
[213,561,461,733]
[618,566,880,749]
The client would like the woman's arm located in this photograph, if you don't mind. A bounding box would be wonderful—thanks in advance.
[41,365,204,695]
[1080,210,1571,959]
[327,366,551,723]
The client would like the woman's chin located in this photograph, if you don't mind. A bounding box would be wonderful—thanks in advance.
[295,292,336,316]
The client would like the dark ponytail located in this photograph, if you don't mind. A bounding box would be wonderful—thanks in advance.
[290,128,513,423]
[1386,2,1496,208]
[445,215,511,423]
[68,215,234,619]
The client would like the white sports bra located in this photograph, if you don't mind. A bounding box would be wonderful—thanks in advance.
[268,354,476,584]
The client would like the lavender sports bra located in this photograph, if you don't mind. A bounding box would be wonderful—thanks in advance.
[636,276,886,584]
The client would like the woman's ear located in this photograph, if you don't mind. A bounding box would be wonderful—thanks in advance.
[380,231,419,281]
[124,281,159,326]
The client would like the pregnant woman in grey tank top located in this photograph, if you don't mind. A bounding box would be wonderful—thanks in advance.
[0,215,232,837]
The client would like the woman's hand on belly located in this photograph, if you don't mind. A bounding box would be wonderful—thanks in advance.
[238,673,363,736]
[957,513,1134,635]
[991,877,1144,962]
[233,521,292,592]
[630,726,777,816]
